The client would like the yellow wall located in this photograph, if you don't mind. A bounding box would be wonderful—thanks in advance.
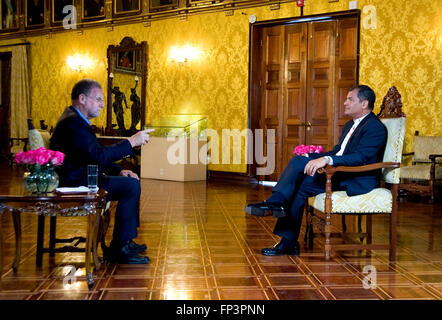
[1,0,440,172]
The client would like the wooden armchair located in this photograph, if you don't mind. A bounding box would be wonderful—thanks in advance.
[399,131,442,203]
[305,86,406,261]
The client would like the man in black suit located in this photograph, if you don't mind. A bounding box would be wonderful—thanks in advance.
[50,79,154,264]
[245,85,387,256]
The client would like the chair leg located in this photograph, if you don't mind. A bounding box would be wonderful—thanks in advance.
[390,185,398,261]
[304,203,309,244]
[308,222,314,249]
[308,206,314,249]
[366,215,372,245]
[366,214,372,257]
[325,212,332,261]
[429,179,434,204]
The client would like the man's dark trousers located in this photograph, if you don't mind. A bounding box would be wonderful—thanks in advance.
[268,156,339,243]
[99,175,141,243]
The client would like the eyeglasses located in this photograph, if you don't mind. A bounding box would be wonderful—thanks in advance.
[86,95,104,104]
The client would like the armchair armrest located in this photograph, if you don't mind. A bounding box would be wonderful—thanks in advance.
[402,152,414,158]
[429,154,442,161]
[319,162,400,176]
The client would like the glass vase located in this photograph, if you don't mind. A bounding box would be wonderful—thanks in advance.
[23,165,59,194]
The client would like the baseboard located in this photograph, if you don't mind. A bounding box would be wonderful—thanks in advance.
[207,170,258,184]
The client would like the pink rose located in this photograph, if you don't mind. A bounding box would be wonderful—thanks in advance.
[293,144,306,155]
[35,148,50,165]
[50,151,65,165]
[293,144,324,155]
[14,151,25,164]
[314,145,324,153]
[22,150,36,164]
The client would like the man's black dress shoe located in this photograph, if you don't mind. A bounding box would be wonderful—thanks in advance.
[245,201,286,218]
[105,240,150,264]
[119,242,150,264]
[261,239,300,256]
[108,239,147,254]
[127,240,147,253]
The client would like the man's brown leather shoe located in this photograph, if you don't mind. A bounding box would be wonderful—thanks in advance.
[244,201,286,218]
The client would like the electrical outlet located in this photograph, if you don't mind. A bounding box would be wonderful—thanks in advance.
[349,1,358,9]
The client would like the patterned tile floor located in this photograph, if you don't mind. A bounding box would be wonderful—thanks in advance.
[0,165,441,300]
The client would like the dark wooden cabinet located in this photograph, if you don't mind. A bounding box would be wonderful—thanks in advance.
[250,11,360,181]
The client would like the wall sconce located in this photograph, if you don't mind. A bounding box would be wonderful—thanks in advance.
[169,45,201,65]
[67,54,93,72]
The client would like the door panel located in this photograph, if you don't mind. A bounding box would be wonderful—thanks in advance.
[334,18,358,143]
[282,24,307,171]
[306,21,335,151]
[261,26,284,181]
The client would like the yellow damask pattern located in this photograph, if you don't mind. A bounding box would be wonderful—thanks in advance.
[309,188,393,213]
[0,0,440,173]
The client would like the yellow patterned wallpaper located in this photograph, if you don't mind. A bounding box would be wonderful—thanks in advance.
[0,0,440,172]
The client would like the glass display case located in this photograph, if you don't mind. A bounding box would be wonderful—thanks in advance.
[143,114,207,139]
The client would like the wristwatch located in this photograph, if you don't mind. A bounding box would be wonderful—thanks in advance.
[324,156,332,165]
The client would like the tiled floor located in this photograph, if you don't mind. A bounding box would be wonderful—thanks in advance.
[0,165,441,300]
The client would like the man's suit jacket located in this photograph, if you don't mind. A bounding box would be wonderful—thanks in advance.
[50,106,133,186]
[309,112,387,196]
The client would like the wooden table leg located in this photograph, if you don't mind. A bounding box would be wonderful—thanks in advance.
[12,209,21,272]
[36,215,45,267]
[0,213,3,278]
[92,213,102,270]
[85,214,94,289]
[49,216,57,257]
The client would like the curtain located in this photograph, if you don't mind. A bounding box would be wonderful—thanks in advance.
[10,45,31,152]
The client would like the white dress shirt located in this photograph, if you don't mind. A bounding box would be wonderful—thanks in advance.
[324,113,370,165]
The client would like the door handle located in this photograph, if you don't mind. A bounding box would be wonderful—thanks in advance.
[305,121,312,131]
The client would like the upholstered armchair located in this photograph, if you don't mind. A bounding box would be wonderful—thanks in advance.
[399,131,442,203]
[305,86,406,261]
[27,118,51,150]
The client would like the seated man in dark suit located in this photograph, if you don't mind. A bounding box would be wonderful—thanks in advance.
[245,85,387,256]
[50,79,154,264]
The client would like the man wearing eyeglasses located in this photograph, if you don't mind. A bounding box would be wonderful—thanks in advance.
[50,78,153,264]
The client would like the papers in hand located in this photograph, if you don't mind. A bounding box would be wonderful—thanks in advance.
[55,186,98,193]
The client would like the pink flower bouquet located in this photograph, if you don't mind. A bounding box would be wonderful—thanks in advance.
[15,147,65,193]
[14,147,65,167]
[293,144,324,156]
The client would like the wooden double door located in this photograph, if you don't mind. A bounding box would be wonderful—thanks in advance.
[250,12,360,181]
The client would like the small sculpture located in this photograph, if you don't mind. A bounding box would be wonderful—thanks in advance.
[40,119,48,130]
[129,79,141,131]
[111,86,128,134]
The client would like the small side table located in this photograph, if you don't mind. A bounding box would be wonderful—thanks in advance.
[0,188,108,288]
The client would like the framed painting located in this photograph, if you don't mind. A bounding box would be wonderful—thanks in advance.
[52,0,75,24]
[1,0,19,30]
[115,50,137,73]
[26,0,45,27]
[149,0,178,11]
[82,0,105,20]
[114,0,140,16]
